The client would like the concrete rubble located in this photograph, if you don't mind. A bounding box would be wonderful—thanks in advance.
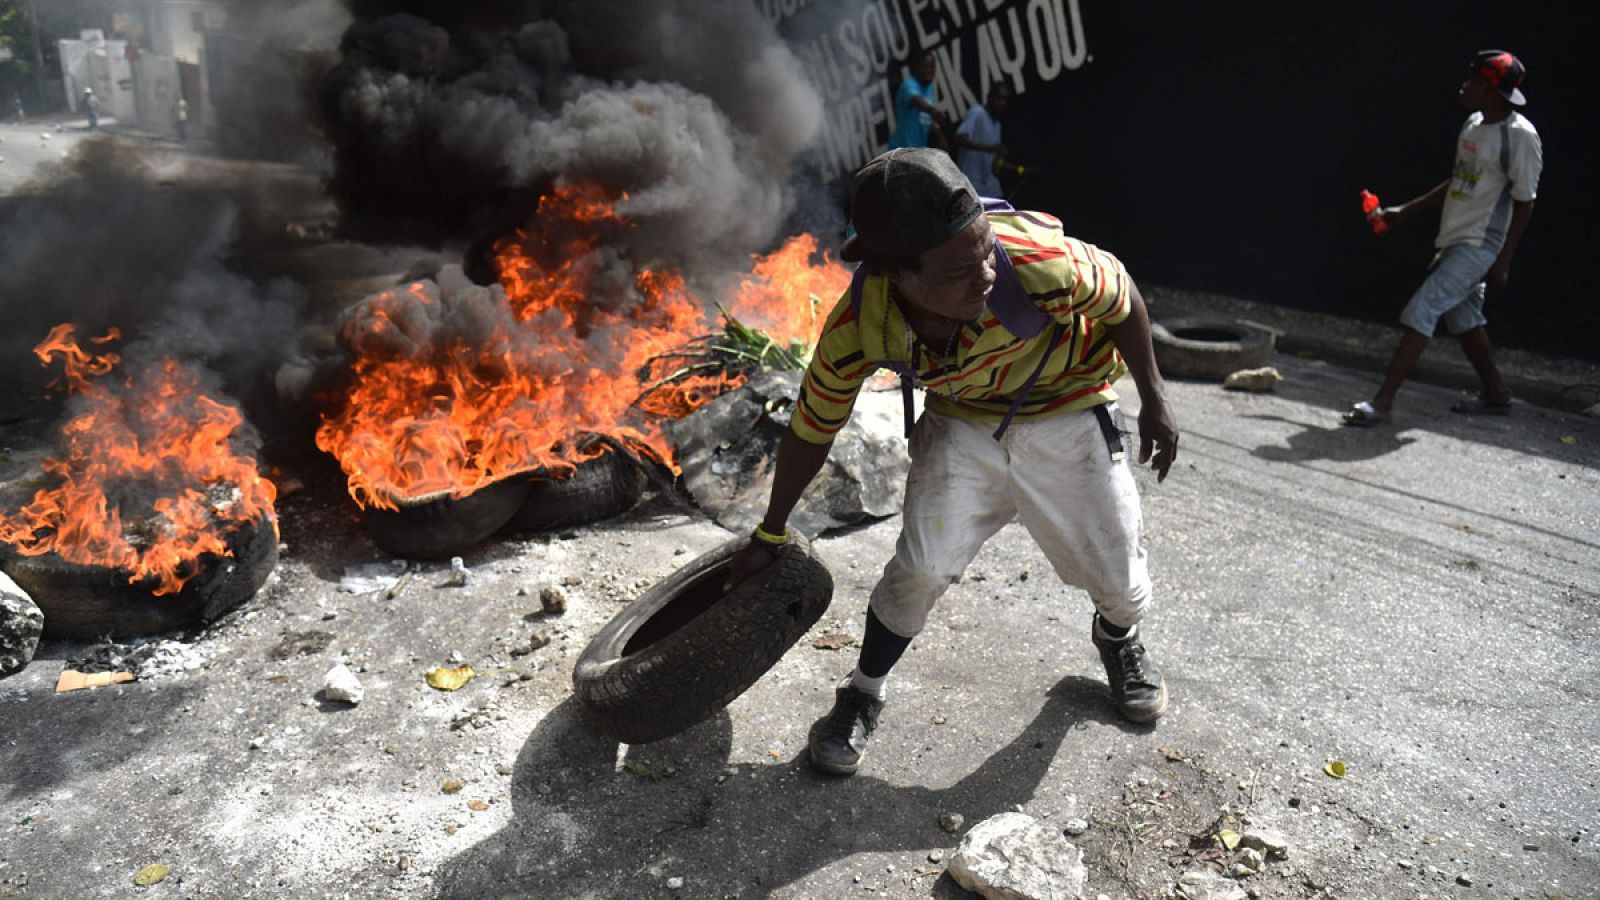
[946,811,1088,900]
[0,572,43,677]
[667,370,911,535]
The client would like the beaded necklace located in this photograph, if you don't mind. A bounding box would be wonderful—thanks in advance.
[885,285,964,406]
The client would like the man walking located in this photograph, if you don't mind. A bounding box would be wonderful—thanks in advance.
[724,149,1179,776]
[1345,50,1543,425]
[953,83,1009,198]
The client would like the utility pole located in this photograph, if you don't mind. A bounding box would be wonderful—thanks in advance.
[26,0,47,105]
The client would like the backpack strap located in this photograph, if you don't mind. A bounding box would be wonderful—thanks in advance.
[845,202,1061,440]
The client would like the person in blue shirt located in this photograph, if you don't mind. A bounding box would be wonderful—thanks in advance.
[889,51,949,150]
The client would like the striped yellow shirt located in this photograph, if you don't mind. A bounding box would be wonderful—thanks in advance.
[792,210,1131,445]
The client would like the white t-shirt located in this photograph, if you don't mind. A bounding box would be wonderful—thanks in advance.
[955,104,1003,198]
[1435,111,1542,250]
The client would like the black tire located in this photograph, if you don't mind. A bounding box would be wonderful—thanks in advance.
[503,449,647,536]
[1150,317,1276,381]
[0,514,279,641]
[573,534,833,744]
[364,477,532,559]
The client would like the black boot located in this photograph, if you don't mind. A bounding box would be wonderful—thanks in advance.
[807,684,885,776]
[1092,615,1168,723]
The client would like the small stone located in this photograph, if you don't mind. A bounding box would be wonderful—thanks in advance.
[674,546,688,556]
[1239,827,1289,860]
[1063,818,1089,837]
[666,876,684,890]
[939,812,964,833]
[540,586,568,614]
[496,764,514,776]
[467,799,489,811]
[927,849,943,863]
[1396,860,1413,869]
[535,783,552,795]
[853,874,862,884]
[1236,847,1265,871]
[248,734,268,750]
[1523,842,1539,851]
[931,714,947,725]
[442,779,465,794]
[1457,874,1474,887]
[321,664,364,705]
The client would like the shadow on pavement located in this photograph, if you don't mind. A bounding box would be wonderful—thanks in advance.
[434,676,1106,897]
[1245,414,1418,463]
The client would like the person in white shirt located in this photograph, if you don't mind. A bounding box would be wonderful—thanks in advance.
[1345,49,1542,426]
[953,84,1009,198]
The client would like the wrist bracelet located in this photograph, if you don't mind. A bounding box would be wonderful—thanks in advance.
[751,523,788,546]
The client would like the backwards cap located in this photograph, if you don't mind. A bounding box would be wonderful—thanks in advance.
[839,148,983,263]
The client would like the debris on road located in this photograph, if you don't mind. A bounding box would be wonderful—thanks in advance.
[539,585,567,614]
[946,812,1087,900]
[0,573,43,677]
[321,663,364,705]
[1175,868,1246,900]
[426,664,476,691]
[811,632,855,650]
[1222,366,1283,392]
[54,669,134,693]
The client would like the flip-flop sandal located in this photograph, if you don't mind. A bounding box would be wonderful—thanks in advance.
[1342,401,1391,427]
[1450,396,1513,416]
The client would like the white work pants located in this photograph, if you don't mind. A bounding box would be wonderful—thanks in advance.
[867,405,1152,638]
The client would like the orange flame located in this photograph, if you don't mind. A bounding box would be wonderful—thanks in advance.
[0,326,278,595]
[316,184,851,509]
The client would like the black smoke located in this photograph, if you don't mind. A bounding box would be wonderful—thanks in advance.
[317,0,827,276]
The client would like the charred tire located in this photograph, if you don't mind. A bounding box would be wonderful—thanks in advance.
[365,477,532,560]
[1150,317,1276,381]
[573,534,833,744]
[503,450,647,536]
[0,514,279,641]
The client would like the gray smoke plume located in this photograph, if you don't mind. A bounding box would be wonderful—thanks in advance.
[0,142,306,408]
[319,0,827,276]
[209,0,351,164]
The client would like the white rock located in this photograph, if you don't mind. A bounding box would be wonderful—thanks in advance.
[666,876,684,890]
[1222,366,1283,392]
[1062,818,1089,837]
[322,664,365,705]
[1176,869,1247,900]
[1238,826,1289,859]
[0,573,44,678]
[1236,847,1265,871]
[946,812,1087,900]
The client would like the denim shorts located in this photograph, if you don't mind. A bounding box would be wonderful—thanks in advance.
[1398,242,1499,337]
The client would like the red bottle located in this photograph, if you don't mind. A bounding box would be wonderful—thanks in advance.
[1360,189,1389,234]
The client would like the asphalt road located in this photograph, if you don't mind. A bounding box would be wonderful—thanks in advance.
[1,350,1595,899]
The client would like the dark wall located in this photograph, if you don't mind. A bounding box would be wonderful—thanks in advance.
[777,2,1591,359]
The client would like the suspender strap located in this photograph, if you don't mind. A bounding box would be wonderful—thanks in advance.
[991,321,1067,440]
[1092,403,1125,461]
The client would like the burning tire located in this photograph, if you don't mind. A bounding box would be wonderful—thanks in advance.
[573,533,833,744]
[0,514,279,641]
[503,448,649,536]
[1150,318,1276,381]
[364,477,533,560]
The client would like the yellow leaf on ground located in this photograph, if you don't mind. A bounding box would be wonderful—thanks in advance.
[1217,829,1241,850]
[441,779,465,794]
[426,664,476,691]
[1324,760,1348,778]
[1560,435,1578,445]
[134,863,170,886]
[467,799,489,811]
